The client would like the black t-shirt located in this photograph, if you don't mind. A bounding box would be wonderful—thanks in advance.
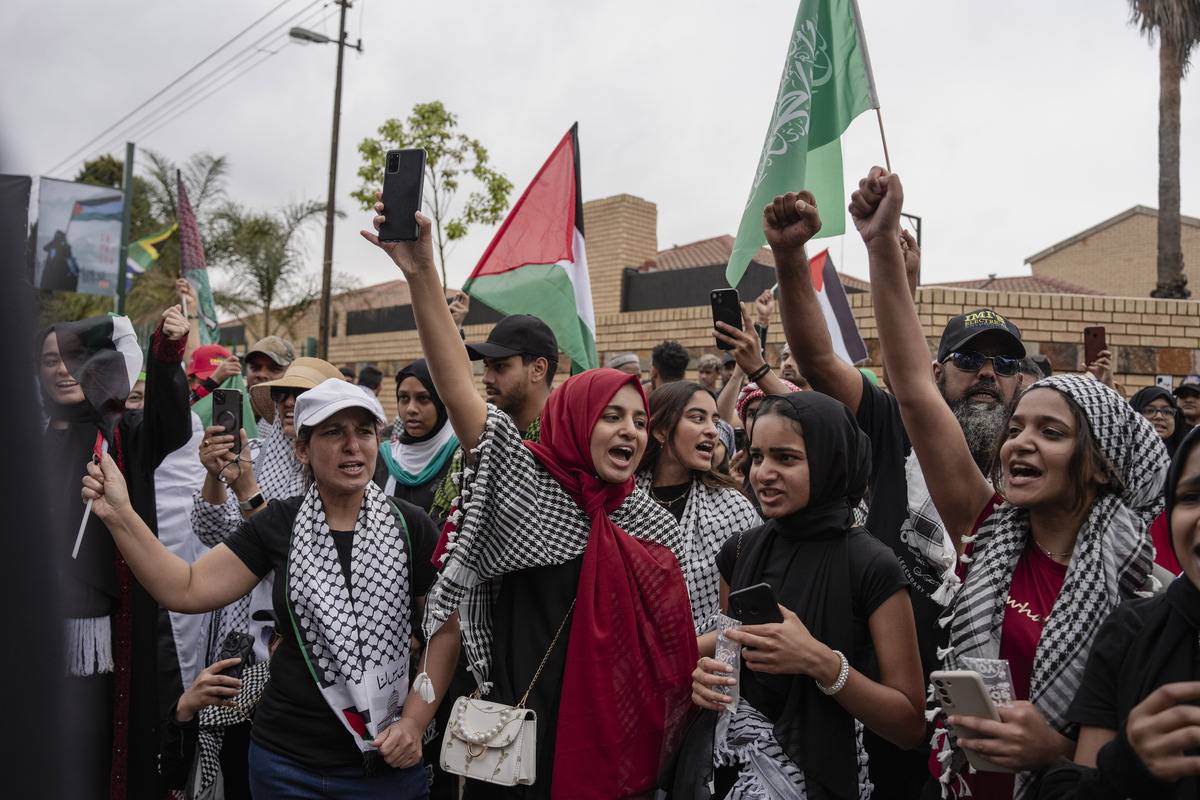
[716,527,907,677]
[855,373,949,676]
[224,494,439,769]
[1068,594,1189,731]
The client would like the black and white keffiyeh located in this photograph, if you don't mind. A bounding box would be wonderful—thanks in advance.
[193,411,306,663]
[900,451,962,606]
[423,405,689,693]
[934,374,1168,799]
[635,474,761,635]
[286,481,413,751]
[189,660,270,799]
[715,699,873,800]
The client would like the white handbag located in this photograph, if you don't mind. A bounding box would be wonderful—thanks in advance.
[439,599,575,787]
[440,696,537,786]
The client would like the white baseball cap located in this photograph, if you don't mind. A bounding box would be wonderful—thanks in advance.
[294,378,387,432]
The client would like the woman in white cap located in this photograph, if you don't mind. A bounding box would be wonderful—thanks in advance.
[83,378,458,798]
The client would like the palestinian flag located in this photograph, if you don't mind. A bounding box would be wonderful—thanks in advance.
[69,195,124,223]
[52,313,143,440]
[177,173,220,345]
[463,124,598,373]
[809,248,868,364]
[126,222,178,280]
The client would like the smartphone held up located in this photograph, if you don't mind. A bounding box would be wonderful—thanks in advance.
[379,148,426,242]
[711,288,743,351]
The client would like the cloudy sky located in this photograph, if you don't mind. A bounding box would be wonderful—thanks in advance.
[4,0,1197,297]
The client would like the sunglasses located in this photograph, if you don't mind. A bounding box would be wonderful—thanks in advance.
[942,351,1021,377]
[269,387,305,403]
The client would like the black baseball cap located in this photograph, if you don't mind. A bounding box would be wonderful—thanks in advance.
[1175,375,1200,397]
[465,314,558,363]
[937,308,1026,363]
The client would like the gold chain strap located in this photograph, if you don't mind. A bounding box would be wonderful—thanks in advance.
[516,598,577,708]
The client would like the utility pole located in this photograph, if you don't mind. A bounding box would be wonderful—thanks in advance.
[115,141,135,315]
[305,0,362,360]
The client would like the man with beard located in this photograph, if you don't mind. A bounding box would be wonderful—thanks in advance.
[768,189,1023,799]
[465,313,558,435]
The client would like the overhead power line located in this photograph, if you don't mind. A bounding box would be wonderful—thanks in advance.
[43,0,322,176]
[85,2,336,159]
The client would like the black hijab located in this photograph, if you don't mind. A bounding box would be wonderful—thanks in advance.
[728,391,871,800]
[394,358,448,444]
[1131,386,1193,458]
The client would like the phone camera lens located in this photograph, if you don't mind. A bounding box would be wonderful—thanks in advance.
[387,153,400,173]
[214,390,225,402]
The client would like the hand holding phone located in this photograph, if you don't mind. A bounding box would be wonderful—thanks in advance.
[216,631,255,680]
[1083,326,1107,366]
[379,149,427,242]
[931,669,1013,773]
[710,288,743,351]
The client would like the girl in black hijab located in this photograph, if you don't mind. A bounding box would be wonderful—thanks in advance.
[1130,386,1193,458]
[1040,425,1200,799]
[373,358,459,516]
[685,392,925,800]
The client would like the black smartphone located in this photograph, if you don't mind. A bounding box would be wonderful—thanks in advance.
[1083,326,1107,366]
[216,630,255,680]
[212,388,243,455]
[710,288,742,351]
[733,427,748,453]
[379,148,426,242]
[728,582,784,625]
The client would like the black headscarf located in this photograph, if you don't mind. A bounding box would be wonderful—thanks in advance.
[1131,386,1193,458]
[728,391,871,800]
[394,358,448,444]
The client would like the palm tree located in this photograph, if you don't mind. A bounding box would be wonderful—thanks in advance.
[206,200,343,341]
[1129,0,1200,299]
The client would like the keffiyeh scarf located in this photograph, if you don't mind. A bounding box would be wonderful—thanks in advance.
[636,474,761,635]
[715,700,873,800]
[190,660,270,799]
[285,481,413,753]
[933,375,1168,799]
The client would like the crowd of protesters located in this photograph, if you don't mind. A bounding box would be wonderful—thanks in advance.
[40,170,1200,800]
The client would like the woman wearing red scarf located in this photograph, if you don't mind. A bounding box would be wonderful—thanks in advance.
[363,207,699,798]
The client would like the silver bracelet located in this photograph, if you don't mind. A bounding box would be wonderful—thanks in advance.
[816,649,849,696]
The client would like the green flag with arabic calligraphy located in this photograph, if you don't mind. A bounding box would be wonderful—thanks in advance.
[726,0,878,288]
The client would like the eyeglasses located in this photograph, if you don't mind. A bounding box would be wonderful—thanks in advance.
[1141,406,1174,420]
[942,351,1021,377]
[270,387,305,403]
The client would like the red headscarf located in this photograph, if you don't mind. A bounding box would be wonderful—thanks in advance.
[525,368,698,799]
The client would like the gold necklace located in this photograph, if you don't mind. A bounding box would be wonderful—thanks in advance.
[649,485,689,508]
[1033,538,1072,559]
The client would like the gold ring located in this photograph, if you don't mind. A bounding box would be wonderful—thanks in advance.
[203,440,210,448]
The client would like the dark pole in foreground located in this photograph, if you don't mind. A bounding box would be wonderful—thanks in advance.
[317,0,351,360]
[115,141,135,315]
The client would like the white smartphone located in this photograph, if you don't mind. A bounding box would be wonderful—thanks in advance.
[930,670,1013,773]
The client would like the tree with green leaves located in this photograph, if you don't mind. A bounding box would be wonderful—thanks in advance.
[1129,0,1200,299]
[206,200,342,341]
[353,101,513,285]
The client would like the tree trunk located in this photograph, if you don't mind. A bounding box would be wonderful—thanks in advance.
[1152,35,1189,298]
[264,301,272,338]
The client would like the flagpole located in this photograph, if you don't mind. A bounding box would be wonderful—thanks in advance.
[874,109,892,172]
[114,141,135,314]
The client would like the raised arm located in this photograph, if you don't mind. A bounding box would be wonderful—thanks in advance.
[849,168,993,547]
[769,192,866,412]
[133,306,192,470]
[362,202,487,450]
[714,302,793,400]
[83,454,259,613]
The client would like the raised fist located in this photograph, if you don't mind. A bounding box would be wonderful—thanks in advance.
[849,167,904,245]
[763,191,822,254]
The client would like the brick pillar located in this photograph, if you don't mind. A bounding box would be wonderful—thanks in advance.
[582,194,658,317]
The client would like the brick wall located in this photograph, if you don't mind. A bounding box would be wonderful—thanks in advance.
[581,194,658,316]
[1029,210,1200,297]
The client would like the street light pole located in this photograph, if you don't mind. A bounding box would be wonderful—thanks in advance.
[317,0,351,361]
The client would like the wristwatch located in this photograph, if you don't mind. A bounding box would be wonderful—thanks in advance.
[238,491,266,514]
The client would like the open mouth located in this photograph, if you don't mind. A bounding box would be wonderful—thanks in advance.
[757,486,785,503]
[607,445,635,468]
[1008,462,1043,485]
[56,379,79,389]
[485,387,500,398]
[338,460,365,476]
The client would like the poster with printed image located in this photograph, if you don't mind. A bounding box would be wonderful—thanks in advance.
[34,177,123,296]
